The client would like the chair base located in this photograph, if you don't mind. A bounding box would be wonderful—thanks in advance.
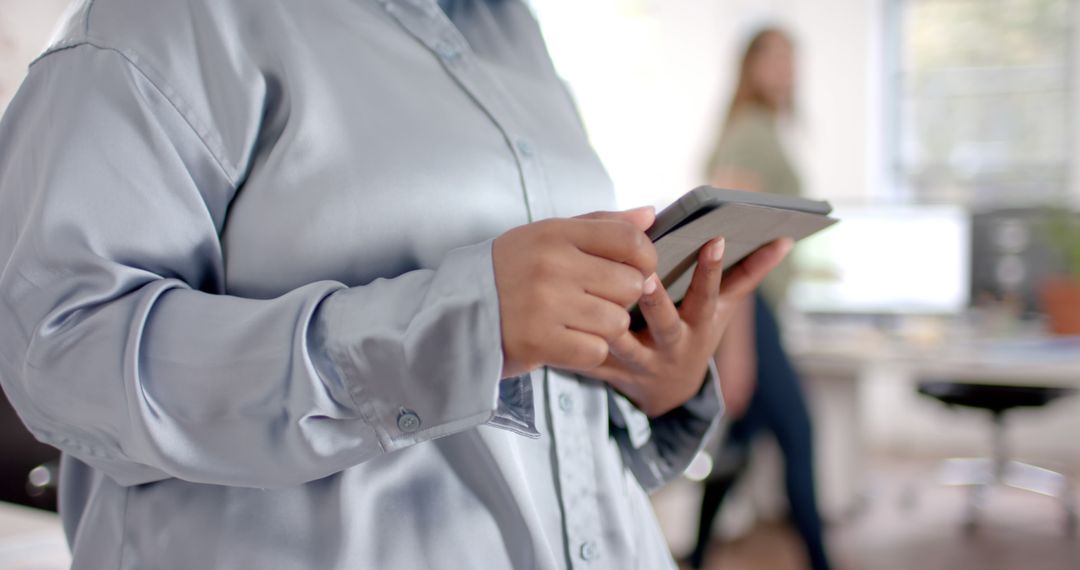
[935,457,1077,534]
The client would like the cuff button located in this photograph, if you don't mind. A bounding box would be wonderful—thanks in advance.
[397,410,421,433]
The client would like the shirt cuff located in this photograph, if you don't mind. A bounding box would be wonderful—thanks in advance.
[609,360,724,492]
[486,371,540,438]
[319,239,534,452]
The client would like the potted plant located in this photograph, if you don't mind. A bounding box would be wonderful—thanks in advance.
[1041,208,1080,335]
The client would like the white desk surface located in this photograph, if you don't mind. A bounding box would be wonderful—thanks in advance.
[788,323,1080,388]
[0,502,70,569]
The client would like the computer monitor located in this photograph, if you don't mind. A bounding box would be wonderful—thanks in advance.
[788,205,971,315]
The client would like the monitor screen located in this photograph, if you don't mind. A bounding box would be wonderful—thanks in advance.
[787,205,971,315]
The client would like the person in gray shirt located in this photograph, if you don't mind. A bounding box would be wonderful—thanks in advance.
[0,0,790,568]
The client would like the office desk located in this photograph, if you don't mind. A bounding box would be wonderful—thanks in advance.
[798,332,1080,382]
[0,502,69,569]
[787,326,1080,519]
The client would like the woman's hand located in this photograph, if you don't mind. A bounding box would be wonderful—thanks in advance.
[581,237,792,417]
[492,208,658,378]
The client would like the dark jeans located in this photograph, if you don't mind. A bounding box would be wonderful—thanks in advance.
[688,295,831,570]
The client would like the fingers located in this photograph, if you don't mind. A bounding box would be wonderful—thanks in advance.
[564,219,657,276]
[607,331,650,371]
[545,328,611,371]
[575,254,649,308]
[601,273,683,373]
[678,238,727,326]
[562,296,632,342]
[637,273,685,348]
[575,206,656,232]
[719,238,793,299]
[569,355,634,388]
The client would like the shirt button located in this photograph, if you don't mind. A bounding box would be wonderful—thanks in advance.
[434,41,460,61]
[515,139,535,157]
[397,410,421,433]
[558,393,574,413]
[579,540,600,561]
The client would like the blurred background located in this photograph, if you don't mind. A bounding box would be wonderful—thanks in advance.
[2,1,1080,569]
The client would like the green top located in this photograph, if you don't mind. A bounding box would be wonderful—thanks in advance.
[704,104,801,307]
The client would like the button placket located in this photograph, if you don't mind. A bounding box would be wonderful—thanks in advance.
[546,370,604,568]
[380,1,587,561]
[378,0,553,222]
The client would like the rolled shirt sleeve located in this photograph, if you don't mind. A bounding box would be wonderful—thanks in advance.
[0,43,530,489]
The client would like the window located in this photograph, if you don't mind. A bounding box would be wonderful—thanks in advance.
[891,0,1074,204]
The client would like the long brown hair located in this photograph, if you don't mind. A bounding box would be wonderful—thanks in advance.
[726,27,792,123]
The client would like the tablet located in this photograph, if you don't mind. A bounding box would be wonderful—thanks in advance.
[630,186,838,328]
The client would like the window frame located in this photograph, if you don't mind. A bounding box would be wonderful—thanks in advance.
[884,0,1078,205]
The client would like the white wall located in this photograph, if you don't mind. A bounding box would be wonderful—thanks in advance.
[533,0,881,208]
[0,0,70,112]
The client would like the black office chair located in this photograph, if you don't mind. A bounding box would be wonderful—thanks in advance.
[916,380,1077,534]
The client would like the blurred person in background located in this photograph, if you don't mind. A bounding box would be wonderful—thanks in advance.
[686,28,832,570]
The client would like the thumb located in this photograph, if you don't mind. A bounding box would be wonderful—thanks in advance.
[575,206,656,232]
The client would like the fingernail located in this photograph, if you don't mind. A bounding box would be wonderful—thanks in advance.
[778,238,795,256]
[642,273,658,295]
[710,238,726,263]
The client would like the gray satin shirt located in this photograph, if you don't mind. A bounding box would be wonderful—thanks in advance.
[0,0,722,568]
